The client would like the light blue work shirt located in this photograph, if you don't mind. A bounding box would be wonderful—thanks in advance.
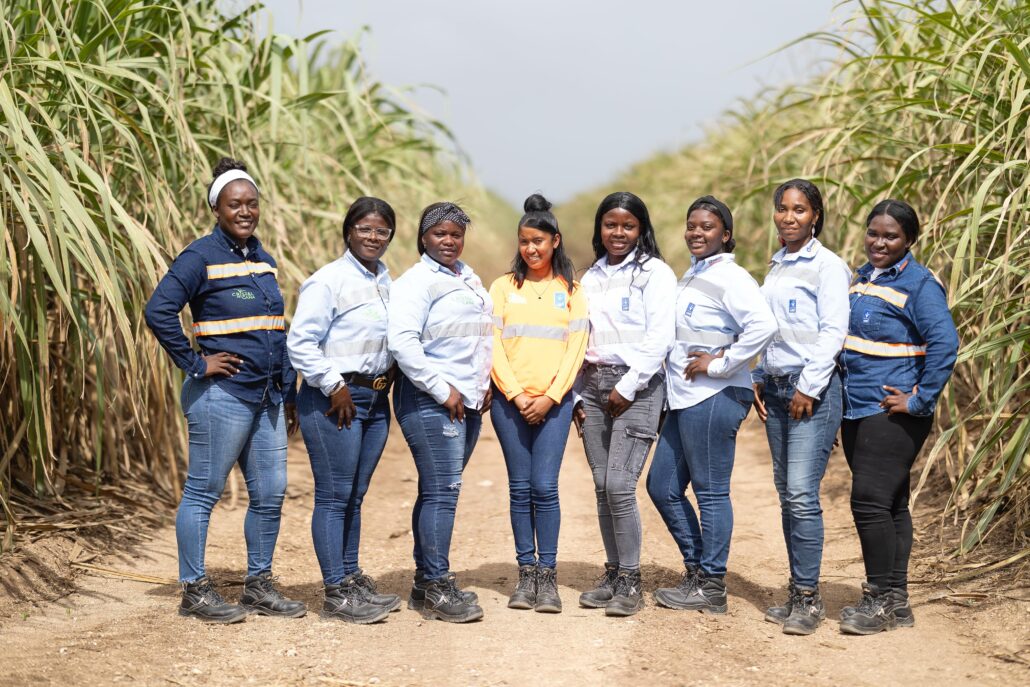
[387,253,493,409]
[752,237,851,398]
[666,253,777,410]
[287,250,392,397]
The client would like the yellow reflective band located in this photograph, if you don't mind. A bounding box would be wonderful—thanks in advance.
[192,315,285,336]
[844,335,925,357]
[850,282,908,309]
[206,262,278,280]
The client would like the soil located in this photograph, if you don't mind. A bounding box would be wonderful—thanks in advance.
[1,417,1027,686]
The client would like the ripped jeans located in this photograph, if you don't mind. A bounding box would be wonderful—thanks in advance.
[394,374,482,581]
[579,364,665,572]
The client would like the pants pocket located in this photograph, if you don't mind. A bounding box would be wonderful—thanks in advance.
[612,425,656,478]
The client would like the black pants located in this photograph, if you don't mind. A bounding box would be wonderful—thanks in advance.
[841,412,933,590]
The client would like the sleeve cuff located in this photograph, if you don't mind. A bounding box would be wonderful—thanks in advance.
[188,355,207,379]
[614,377,638,402]
[706,357,729,379]
[429,379,452,405]
[906,394,933,416]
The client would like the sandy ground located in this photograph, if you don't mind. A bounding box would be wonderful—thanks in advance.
[1,416,1027,687]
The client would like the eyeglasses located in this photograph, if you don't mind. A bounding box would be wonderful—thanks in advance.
[353,226,392,239]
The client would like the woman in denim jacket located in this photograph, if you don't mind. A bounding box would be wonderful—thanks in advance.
[838,199,959,635]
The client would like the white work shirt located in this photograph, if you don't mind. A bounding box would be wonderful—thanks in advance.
[287,250,391,397]
[388,253,494,408]
[753,237,851,398]
[581,250,677,401]
[666,254,777,410]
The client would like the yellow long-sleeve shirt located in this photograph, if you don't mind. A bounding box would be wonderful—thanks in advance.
[489,274,589,403]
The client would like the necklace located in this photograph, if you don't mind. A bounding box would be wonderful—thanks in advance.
[525,276,554,299]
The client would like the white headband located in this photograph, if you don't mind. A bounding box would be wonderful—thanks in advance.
[208,170,259,209]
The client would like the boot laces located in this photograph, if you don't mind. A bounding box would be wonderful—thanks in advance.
[678,568,700,594]
[593,567,617,590]
[795,590,820,615]
[191,579,227,606]
[355,572,379,595]
[254,575,286,601]
[515,567,536,594]
[613,573,638,598]
[856,588,885,615]
[441,575,464,603]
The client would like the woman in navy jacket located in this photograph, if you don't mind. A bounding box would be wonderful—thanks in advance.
[838,199,959,635]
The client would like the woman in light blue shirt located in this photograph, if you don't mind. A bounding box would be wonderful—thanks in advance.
[647,196,777,615]
[751,179,851,636]
[387,202,493,624]
[288,196,400,625]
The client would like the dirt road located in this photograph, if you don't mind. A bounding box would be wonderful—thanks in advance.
[1,417,1025,686]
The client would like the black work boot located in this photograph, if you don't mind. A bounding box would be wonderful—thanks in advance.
[535,566,562,614]
[659,571,727,614]
[782,585,826,635]
[420,575,484,623]
[508,564,538,610]
[841,587,914,627]
[239,572,307,618]
[839,583,896,635]
[579,563,619,609]
[322,574,391,624]
[765,578,798,624]
[179,576,248,624]
[354,569,401,612]
[653,565,701,610]
[605,570,644,617]
[408,572,478,611]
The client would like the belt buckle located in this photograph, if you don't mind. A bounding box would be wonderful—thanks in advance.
[371,375,388,391]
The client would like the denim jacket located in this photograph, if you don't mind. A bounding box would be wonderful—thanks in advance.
[840,253,959,419]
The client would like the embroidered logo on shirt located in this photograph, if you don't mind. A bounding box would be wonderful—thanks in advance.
[232,288,256,300]
[788,299,797,313]
[508,293,527,304]
[862,309,872,324]
[621,297,630,311]
[553,292,567,309]
[685,303,695,317]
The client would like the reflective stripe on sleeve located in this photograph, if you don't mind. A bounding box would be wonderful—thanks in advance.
[676,327,736,347]
[501,324,569,342]
[206,262,277,280]
[324,338,388,358]
[843,335,926,357]
[591,329,645,346]
[421,321,493,342]
[192,315,285,336]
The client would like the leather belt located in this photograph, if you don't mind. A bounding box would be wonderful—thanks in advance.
[343,368,395,392]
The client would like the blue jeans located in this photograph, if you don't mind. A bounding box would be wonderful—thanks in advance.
[647,387,751,578]
[761,371,843,589]
[490,390,573,569]
[393,374,482,581]
[176,377,288,582]
[297,383,390,584]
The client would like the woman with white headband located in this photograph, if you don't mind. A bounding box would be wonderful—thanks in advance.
[145,157,303,624]
[388,201,493,623]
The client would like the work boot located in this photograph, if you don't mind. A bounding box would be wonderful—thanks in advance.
[508,564,537,610]
[322,574,391,624]
[840,587,914,627]
[579,563,619,609]
[535,566,562,614]
[354,569,401,612]
[408,572,478,611]
[420,575,484,623]
[605,570,644,617]
[179,576,248,624]
[653,565,701,610]
[782,585,826,635]
[239,572,307,618]
[765,578,799,624]
[839,583,896,635]
[658,571,727,613]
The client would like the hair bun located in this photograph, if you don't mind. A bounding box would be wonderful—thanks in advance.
[524,193,552,213]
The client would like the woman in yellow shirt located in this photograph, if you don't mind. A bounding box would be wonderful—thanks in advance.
[489,194,589,614]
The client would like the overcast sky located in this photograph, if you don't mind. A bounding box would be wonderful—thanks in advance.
[258,1,842,205]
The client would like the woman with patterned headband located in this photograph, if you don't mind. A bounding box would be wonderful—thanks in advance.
[388,201,494,623]
[145,157,303,624]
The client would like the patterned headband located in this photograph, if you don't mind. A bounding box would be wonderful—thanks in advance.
[419,204,471,234]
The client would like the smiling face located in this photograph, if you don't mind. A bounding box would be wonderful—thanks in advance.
[346,212,392,268]
[774,187,819,252]
[685,209,729,260]
[600,207,641,265]
[865,213,912,269]
[421,220,465,269]
[214,179,259,245]
[518,226,558,277]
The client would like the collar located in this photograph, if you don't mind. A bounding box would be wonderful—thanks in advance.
[773,237,821,264]
[421,252,468,278]
[688,252,735,276]
[344,250,388,280]
[857,252,912,281]
[594,248,639,275]
[213,224,259,256]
